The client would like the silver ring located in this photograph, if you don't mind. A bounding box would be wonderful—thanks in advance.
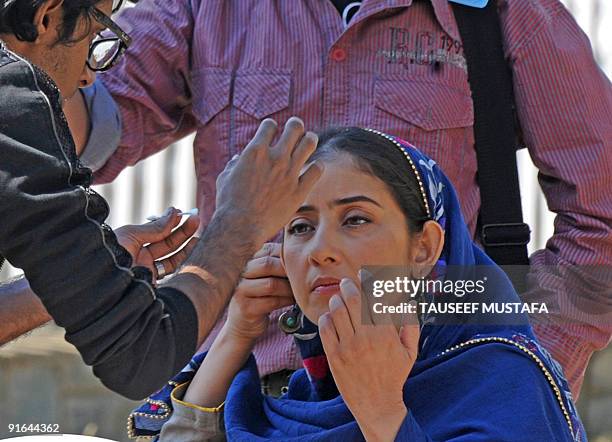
[155,261,167,279]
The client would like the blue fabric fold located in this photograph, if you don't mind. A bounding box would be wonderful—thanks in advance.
[79,78,122,172]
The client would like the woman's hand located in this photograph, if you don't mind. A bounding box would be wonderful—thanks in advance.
[225,243,295,341]
[319,278,420,442]
[182,243,295,409]
[115,207,200,280]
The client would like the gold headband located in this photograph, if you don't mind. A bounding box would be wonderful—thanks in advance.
[364,128,432,219]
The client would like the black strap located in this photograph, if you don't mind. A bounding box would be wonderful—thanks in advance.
[452,1,530,292]
[329,0,362,24]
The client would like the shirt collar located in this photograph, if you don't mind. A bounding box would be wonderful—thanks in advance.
[355,0,461,41]
[430,0,462,41]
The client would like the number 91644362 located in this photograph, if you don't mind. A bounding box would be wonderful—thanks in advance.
[8,423,60,433]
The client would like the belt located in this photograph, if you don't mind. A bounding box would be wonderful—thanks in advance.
[260,369,295,397]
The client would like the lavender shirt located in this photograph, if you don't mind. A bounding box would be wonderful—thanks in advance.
[82,0,612,397]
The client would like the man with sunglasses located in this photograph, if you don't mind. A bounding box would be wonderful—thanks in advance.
[0,0,322,400]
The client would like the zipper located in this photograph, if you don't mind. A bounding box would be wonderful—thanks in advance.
[438,336,575,438]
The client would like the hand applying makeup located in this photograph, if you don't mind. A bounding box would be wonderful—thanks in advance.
[115,207,200,280]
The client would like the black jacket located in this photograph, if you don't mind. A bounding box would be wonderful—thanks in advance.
[0,42,197,400]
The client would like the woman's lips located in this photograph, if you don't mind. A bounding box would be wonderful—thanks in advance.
[312,283,341,296]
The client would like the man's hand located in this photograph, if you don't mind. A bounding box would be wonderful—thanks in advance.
[165,117,322,346]
[215,117,323,246]
[115,207,199,280]
[0,208,199,346]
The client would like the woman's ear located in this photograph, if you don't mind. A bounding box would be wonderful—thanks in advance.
[412,221,444,276]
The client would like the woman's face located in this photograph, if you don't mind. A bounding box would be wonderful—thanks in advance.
[282,154,421,323]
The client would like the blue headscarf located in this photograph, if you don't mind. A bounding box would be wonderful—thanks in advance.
[129,131,585,441]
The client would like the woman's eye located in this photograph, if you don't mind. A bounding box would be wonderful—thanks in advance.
[288,222,314,235]
[344,215,370,227]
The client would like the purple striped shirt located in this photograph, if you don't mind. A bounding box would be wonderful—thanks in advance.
[96,0,612,397]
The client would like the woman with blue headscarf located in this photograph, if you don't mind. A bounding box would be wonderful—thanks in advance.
[128,127,585,441]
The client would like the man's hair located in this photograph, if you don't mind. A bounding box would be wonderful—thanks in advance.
[0,0,103,44]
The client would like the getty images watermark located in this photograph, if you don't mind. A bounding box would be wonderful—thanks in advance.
[359,265,563,326]
[370,273,548,315]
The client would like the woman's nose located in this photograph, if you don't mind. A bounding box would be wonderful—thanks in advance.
[307,226,341,266]
[79,66,96,89]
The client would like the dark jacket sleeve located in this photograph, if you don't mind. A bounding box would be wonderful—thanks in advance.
[0,51,197,400]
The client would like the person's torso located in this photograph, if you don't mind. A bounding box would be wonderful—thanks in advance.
[186,0,480,232]
[155,0,546,375]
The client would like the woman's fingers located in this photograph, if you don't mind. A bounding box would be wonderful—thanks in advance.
[242,255,286,279]
[338,278,365,330]
[233,277,294,318]
[243,243,285,278]
[338,276,396,343]
[235,276,293,299]
[252,242,282,259]
[147,215,200,260]
[318,312,339,351]
[328,294,355,341]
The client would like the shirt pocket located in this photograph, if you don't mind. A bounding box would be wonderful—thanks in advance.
[191,67,233,126]
[231,69,292,155]
[373,78,475,183]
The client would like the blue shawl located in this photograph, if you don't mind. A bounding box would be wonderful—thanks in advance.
[129,135,585,441]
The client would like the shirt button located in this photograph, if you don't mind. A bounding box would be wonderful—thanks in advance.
[331,48,347,62]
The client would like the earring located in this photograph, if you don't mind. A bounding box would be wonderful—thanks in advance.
[278,305,302,334]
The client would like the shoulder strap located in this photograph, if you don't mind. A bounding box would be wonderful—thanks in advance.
[451,0,530,292]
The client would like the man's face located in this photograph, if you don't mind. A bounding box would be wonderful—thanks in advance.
[38,0,113,99]
[14,0,113,99]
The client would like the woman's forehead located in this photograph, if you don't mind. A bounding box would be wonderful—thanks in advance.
[301,156,393,208]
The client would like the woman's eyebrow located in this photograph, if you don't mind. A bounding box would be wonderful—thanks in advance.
[296,205,316,214]
[295,196,382,213]
[332,195,382,208]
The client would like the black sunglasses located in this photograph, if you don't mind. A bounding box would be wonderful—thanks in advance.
[86,7,132,72]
